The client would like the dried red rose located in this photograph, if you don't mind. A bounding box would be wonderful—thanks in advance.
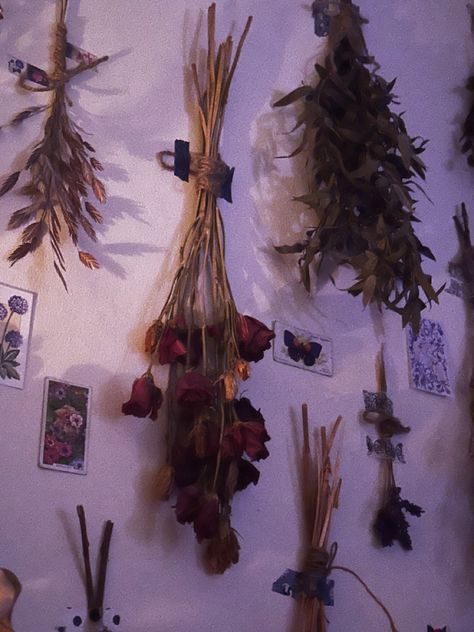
[175,485,201,524]
[158,326,187,364]
[237,314,275,362]
[234,397,265,424]
[236,459,260,491]
[122,373,163,421]
[221,420,270,462]
[176,372,214,408]
[193,494,220,542]
[171,444,201,487]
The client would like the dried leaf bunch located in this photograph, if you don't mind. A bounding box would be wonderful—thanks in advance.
[274,0,439,331]
[364,348,423,551]
[122,5,275,574]
[0,0,108,289]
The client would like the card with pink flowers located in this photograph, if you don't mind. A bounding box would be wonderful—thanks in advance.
[39,378,91,475]
[0,282,35,389]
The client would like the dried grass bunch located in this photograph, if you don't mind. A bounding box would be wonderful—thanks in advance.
[363,348,423,550]
[122,5,275,574]
[274,0,439,332]
[0,0,108,289]
[293,405,397,632]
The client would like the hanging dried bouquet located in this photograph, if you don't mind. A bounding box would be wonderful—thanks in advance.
[0,0,108,289]
[274,0,440,331]
[363,348,423,550]
[122,4,275,574]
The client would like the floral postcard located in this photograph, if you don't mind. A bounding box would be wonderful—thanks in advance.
[407,319,451,397]
[272,321,333,376]
[39,378,91,475]
[0,282,35,389]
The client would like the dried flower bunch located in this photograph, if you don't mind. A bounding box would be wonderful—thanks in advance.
[363,348,423,550]
[122,5,275,574]
[289,405,397,632]
[0,0,108,290]
[274,0,439,332]
[453,204,474,452]
[461,77,474,168]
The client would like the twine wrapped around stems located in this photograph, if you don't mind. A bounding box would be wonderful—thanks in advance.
[296,405,398,632]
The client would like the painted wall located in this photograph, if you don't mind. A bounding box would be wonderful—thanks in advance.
[0,1,473,630]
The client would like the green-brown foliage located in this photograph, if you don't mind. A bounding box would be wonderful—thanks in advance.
[274,0,440,331]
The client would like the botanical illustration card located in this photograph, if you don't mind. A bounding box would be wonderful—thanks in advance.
[0,282,35,389]
[407,319,451,397]
[39,378,91,475]
[272,321,333,376]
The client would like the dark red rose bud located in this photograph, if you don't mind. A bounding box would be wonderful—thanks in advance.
[236,459,260,491]
[220,424,245,460]
[239,421,270,461]
[122,373,163,421]
[237,314,275,362]
[234,397,265,425]
[158,327,187,364]
[175,485,201,524]
[171,444,201,487]
[176,371,214,408]
[193,494,220,543]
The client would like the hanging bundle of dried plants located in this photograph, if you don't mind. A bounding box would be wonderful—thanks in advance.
[363,348,423,550]
[274,0,440,332]
[453,203,474,452]
[461,77,474,168]
[122,5,275,574]
[290,405,397,632]
[0,0,108,289]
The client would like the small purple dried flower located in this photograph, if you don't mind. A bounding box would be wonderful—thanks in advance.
[8,295,28,315]
[5,330,23,348]
[0,304,7,321]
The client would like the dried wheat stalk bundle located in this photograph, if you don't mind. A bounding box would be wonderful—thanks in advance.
[122,5,275,574]
[295,405,397,632]
[0,0,108,289]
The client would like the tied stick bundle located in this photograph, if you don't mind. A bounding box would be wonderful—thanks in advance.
[295,405,398,632]
[0,0,108,289]
[123,5,275,574]
[298,405,342,632]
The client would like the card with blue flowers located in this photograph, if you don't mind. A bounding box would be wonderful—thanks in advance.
[39,378,91,475]
[0,282,35,389]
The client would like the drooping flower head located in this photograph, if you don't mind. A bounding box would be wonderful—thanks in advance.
[176,372,214,409]
[8,295,28,315]
[4,330,23,348]
[0,304,7,321]
[122,373,163,421]
[237,315,275,362]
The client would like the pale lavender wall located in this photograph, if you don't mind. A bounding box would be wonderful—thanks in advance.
[0,1,473,631]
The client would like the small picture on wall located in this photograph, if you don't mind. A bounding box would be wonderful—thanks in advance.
[272,321,333,376]
[39,378,91,475]
[0,282,35,389]
[407,318,451,397]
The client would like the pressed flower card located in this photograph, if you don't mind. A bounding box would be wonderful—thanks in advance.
[272,321,333,376]
[407,319,451,397]
[39,378,91,475]
[0,282,35,389]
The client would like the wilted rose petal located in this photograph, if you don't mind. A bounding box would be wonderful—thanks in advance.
[236,459,260,491]
[237,314,275,362]
[193,495,220,543]
[158,327,187,364]
[175,485,201,524]
[176,372,214,408]
[122,373,163,421]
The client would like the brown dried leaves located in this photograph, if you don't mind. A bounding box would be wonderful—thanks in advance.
[274,0,439,331]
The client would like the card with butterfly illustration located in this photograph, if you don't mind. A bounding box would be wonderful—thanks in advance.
[272,321,333,376]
